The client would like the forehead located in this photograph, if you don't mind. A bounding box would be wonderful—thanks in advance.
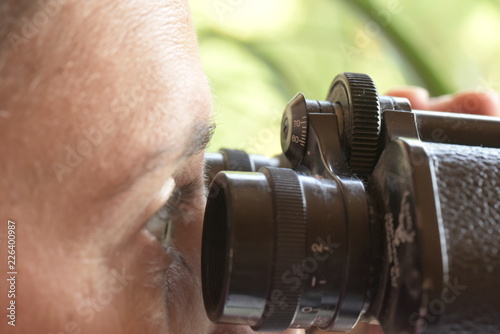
[0,0,212,191]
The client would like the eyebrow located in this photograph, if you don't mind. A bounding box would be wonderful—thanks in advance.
[181,121,216,159]
[101,120,215,249]
[106,121,216,199]
[137,120,215,180]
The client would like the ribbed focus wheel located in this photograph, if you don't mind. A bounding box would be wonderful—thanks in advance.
[256,167,307,331]
[327,72,381,178]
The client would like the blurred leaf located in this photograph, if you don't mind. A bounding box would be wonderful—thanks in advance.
[191,0,500,154]
[346,0,454,96]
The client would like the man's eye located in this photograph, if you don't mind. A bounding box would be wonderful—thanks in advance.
[145,202,171,243]
[145,181,202,246]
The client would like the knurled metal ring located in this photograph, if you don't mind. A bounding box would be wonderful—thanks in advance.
[327,72,381,178]
[220,148,253,171]
[255,167,307,331]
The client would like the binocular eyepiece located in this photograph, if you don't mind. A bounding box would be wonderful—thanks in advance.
[201,73,500,333]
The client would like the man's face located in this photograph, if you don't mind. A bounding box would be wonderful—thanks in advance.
[0,1,301,333]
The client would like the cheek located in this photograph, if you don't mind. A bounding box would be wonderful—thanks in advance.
[12,228,170,334]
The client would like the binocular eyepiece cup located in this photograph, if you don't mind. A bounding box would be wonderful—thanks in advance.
[202,171,275,327]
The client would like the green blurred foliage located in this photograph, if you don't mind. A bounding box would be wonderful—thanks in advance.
[190,0,500,156]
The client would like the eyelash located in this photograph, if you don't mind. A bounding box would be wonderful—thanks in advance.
[145,180,202,245]
[167,181,201,218]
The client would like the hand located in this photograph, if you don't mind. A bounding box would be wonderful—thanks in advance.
[386,87,500,116]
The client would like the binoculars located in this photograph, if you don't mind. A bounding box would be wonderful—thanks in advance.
[201,73,500,333]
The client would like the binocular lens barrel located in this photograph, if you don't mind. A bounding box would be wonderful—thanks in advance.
[202,167,369,331]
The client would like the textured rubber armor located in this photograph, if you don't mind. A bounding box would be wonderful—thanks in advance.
[424,142,500,334]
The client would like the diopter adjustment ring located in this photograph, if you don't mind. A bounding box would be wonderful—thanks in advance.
[327,72,381,178]
[255,167,307,331]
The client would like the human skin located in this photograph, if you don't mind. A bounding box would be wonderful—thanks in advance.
[0,1,498,334]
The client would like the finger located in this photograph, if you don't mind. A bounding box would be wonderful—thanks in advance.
[314,322,382,334]
[357,323,384,334]
[385,86,430,110]
[428,91,500,117]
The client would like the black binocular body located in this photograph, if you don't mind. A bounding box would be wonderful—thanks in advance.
[201,73,500,334]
